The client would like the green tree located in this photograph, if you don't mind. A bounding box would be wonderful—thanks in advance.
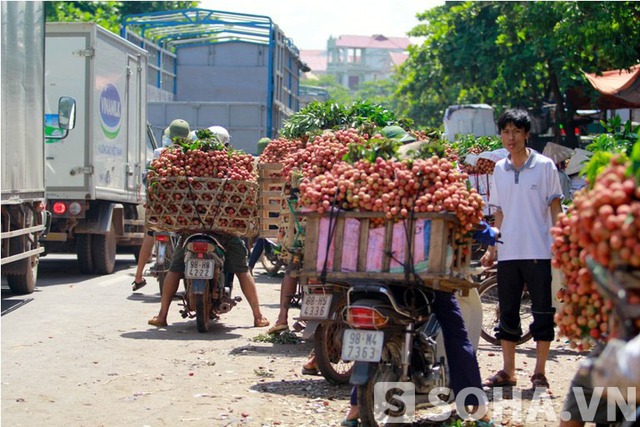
[45,1,197,34]
[354,78,400,112]
[397,1,640,145]
[301,74,354,104]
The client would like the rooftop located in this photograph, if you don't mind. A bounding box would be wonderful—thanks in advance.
[332,34,411,50]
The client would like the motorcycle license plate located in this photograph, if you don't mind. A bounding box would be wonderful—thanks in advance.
[341,329,384,362]
[185,259,214,279]
[300,293,333,320]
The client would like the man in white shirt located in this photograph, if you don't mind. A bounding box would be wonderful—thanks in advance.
[481,109,563,390]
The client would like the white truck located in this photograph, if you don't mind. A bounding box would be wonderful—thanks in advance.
[1,1,76,294]
[443,104,498,141]
[43,22,149,275]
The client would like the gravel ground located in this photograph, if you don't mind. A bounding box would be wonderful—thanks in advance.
[1,259,589,427]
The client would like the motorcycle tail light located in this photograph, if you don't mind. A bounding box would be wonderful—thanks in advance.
[68,202,82,215]
[155,234,170,242]
[52,202,67,215]
[347,306,388,329]
[190,242,210,253]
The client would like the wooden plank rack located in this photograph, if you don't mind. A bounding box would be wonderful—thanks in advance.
[295,210,475,293]
[258,163,286,239]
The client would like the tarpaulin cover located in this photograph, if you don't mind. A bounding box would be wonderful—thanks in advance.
[581,65,640,108]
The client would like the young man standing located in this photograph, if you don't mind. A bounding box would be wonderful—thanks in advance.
[481,109,563,390]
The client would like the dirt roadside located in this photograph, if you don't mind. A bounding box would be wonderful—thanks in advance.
[1,258,588,427]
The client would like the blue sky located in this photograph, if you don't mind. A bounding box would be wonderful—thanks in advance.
[199,0,444,50]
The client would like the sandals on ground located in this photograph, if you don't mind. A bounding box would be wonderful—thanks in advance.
[254,317,271,328]
[301,363,319,375]
[267,324,288,334]
[483,370,517,388]
[148,316,168,327]
[531,373,550,389]
[132,279,147,291]
[340,418,360,427]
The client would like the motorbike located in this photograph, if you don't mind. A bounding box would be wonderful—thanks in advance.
[259,238,285,276]
[343,280,451,426]
[147,231,179,295]
[178,233,242,333]
[297,281,354,384]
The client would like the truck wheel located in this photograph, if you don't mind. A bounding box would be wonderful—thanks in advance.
[6,255,38,295]
[92,223,117,275]
[76,234,95,274]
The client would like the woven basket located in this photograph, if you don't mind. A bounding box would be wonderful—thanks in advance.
[145,177,259,237]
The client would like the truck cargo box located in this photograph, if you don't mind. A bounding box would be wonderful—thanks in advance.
[122,8,307,154]
[1,1,45,202]
[44,22,148,203]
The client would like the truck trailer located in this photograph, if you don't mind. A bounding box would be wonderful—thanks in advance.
[43,22,149,274]
[1,1,75,293]
[122,8,308,154]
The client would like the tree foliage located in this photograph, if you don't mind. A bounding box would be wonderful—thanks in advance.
[396,1,640,144]
[302,75,353,105]
[45,1,197,34]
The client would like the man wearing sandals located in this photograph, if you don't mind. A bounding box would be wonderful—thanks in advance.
[481,109,563,390]
[132,119,192,291]
[147,232,270,328]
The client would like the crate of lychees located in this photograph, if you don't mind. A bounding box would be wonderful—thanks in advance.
[144,135,259,237]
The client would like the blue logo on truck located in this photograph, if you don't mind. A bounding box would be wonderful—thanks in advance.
[99,84,121,139]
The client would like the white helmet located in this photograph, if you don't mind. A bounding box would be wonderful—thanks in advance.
[207,126,231,146]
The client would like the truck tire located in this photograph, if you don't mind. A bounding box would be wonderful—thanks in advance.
[76,234,95,274]
[6,255,38,295]
[92,223,117,275]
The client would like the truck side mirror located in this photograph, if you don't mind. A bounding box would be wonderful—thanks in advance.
[58,96,76,130]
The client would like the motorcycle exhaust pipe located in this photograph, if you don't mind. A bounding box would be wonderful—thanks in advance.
[218,296,239,314]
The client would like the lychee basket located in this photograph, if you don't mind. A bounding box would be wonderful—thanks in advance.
[145,177,259,237]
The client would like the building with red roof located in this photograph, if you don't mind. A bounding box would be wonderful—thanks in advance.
[325,34,411,90]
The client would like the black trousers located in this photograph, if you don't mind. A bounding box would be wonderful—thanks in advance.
[496,259,556,342]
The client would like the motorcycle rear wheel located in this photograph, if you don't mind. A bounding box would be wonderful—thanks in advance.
[313,300,353,384]
[357,339,405,427]
[195,292,211,333]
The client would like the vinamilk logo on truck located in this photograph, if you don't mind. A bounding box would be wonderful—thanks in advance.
[99,83,122,139]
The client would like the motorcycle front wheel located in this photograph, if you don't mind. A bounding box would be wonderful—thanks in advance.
[357,339,406,427]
